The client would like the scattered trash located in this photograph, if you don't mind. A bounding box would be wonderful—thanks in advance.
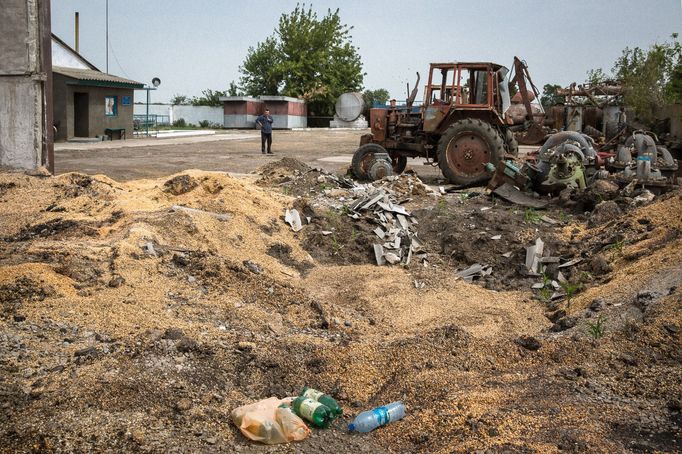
[231,397,310,444]
[414,280,426,289]
[299,387,343,416]
[490,234,502,240]
[291,396,334,428]
[284,208,303,232]
[348,401,406,433]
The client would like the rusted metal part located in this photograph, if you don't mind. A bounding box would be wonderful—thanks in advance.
[444,133,490,177]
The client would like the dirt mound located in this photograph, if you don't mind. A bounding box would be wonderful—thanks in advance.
[0,170,681,453]
[256,157,313,186]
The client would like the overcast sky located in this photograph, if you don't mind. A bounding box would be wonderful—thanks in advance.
[51,0,682,103]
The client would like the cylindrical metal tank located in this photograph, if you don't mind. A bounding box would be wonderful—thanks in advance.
[335,92,364,122]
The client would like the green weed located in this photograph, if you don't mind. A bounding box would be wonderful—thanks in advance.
[524,208,542,225]
[587,315,607,340]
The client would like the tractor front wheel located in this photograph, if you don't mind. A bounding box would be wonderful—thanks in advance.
[352,144,404,180]
[437,119,505,185]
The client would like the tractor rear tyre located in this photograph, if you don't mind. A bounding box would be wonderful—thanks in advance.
[437,119,505,185]
[352,143,404,180]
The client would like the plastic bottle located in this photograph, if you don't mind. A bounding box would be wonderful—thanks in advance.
[348,401,405,433]
[291,396,333,428]
[300,386,343,416]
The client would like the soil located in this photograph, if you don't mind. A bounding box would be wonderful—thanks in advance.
[1,151,681,453]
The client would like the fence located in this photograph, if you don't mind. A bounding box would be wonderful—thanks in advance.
[133,104,223,127]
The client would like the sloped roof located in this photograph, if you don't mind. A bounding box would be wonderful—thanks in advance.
[53,66,143,88]
[51,34,98,70]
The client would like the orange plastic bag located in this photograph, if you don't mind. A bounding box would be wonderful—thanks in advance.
[231,397,311,444]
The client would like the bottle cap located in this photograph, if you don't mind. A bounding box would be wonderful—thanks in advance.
[348,423,355,432]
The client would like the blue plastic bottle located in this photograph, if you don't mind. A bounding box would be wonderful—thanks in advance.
[348,401,405,433]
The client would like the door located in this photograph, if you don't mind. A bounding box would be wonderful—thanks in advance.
[73,92,89,137]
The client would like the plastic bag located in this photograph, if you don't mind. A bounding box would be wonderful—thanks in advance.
[231,397,311,444]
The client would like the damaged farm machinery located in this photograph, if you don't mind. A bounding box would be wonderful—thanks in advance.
[352,57,544,185]
[486,129,679,199]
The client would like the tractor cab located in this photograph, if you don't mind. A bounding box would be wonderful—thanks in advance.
[422,62,511,132]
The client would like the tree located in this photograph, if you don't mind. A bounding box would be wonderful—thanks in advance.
[540,84,565,108]
[362,88,390,117]
[227,81,242,97]
[585,68,608,85]
[190,89,227,107]
[612,33,682,124]
[239,4,365,116]
[170,94,189,105]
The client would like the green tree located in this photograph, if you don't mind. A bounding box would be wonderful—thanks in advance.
[362,88,390,117]
[612,33,682,125]
[190,89,227,107]
[540,84,565,108]
[170,94,189,105]
[585,68,608,85]
[227,81,242,97]
[239,37,281,96]
[239,3,365,116]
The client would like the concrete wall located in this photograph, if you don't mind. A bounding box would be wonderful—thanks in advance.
[133,104,223,125]
[0,0,50,170]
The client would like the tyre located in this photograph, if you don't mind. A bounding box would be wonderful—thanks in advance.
[437,119,505,185]
[391,154,407,174]
[352,144,404,180]
[504,128,519,156]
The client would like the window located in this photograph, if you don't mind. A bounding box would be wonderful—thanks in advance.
[105,96,117,116]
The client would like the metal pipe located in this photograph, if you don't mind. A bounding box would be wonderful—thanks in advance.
[146,88,149,137]
[75,12,79,53]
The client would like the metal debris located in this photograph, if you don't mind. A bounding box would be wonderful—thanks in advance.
[525,238,545,274]
[493,183,548,209]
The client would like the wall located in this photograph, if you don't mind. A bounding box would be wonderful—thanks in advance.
[133,104,223,125]
[223,99,262,129]
[0,0,50,170]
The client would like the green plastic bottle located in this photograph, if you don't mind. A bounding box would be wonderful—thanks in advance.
[300,386,343,416]
[291,396,333,428]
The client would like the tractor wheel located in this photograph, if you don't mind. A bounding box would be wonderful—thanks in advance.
[437,119,505,185]
[391,155,407,175]
[504,129,519,156]
[352,143,402,180]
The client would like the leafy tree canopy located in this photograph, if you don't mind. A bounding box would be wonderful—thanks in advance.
[170,94,189,105]
[190,89,228,107]
[238,3,365,116]
[540,84,565,108]
[362,88,390,117]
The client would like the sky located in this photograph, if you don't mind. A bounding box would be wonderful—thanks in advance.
[51,0,682,104]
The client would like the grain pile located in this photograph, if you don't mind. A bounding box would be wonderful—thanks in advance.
[0,168,680,453]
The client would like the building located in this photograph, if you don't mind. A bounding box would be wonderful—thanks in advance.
[51,34,142,141]
[220,95,307,129]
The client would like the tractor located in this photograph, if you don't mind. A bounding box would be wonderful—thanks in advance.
[352,57,542,185]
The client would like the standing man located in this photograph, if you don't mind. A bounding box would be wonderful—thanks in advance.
[256,108,274,154]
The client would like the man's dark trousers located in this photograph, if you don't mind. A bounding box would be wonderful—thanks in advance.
[261,132,272,153]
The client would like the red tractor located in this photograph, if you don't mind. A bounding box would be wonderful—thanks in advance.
[352,57,542,185]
